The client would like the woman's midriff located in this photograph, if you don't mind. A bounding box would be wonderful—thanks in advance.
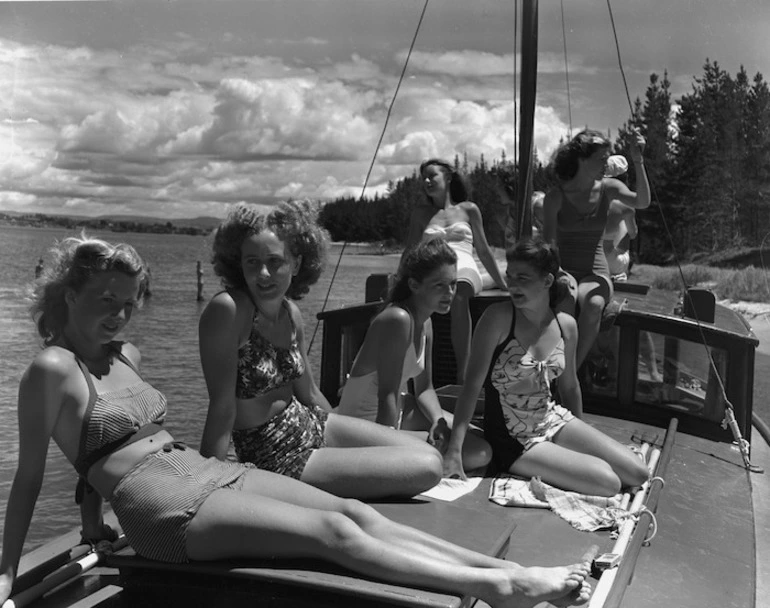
[87,429,174,499]
[234,387,295,429]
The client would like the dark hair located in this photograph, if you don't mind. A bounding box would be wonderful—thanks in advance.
[550,129,611,181]
[419,158,471,204]
[505,236,562,305]
[211,200,329,300]
[30,233,149,345]
[387,238,457,304]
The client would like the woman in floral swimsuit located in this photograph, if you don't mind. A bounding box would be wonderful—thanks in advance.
[198,201,443,500]
[443,237,649,496]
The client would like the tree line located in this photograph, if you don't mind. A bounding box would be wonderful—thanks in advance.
[319,60,770,265]
[0,213,212,236]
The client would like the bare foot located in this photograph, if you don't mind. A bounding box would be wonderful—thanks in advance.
[486,562,591,608]
[550,579,592,607]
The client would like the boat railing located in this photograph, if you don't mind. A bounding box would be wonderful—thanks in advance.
[316,277,758,446]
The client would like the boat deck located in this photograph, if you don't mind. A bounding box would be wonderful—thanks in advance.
[15,414,759,608]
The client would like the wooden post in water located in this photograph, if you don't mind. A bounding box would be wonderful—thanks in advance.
[196,260,204,301]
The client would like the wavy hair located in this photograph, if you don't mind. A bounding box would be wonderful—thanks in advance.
[419,158,472,205]
[387,238,457,304]
[506,236,562,306]
[550,129,611,182]
[211,200,329,300]
[30,233,149,345]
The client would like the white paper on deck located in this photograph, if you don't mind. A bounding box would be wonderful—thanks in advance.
[418,476,483,501]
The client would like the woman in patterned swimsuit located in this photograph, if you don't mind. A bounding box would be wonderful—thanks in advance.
[404,159,507,383]
[443,238,649,496]
[0,233,593,608]
[543,130,650,368]
[199,201,444,500]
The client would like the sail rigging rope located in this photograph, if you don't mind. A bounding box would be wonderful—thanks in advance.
[560,0,573,138]
[307,0,430,353]
[605,0,760,472]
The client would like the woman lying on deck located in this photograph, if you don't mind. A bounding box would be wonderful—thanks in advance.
[0,233,592,608]
[198,201,442,500]
[443,237,649,496]
[337,238,492,472]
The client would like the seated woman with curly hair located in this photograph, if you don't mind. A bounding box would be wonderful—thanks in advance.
[198,201,444,500]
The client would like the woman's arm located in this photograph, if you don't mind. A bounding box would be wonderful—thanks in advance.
[369,308,412,427]
[605,132,650,210]
[404,206,432,250]
[555,312,583,418]
[463,203,507,290]
[290,302,333,413]
[443,304,509,478]
[0,355,68,602]
[542,189,562,246]
[199,292,242,459]
[411,321,444,423]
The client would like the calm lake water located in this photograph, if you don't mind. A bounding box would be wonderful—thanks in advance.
[0,225,400,552]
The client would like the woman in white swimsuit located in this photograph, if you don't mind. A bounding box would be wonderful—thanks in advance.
[405,159,507,383]
[443,237,649,496]
[337,238,491,472]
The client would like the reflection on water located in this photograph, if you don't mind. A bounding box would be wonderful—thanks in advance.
[0,226,399,551]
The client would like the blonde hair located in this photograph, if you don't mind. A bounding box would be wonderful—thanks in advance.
[30,232,148,345]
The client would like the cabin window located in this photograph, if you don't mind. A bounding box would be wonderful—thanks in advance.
[634,332,727,422]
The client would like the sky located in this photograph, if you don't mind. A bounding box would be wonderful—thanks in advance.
[1,0,769,220]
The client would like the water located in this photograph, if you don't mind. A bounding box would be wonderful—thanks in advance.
[0,225,400,552]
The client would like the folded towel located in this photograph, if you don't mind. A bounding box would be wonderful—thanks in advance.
[489,475,631,532]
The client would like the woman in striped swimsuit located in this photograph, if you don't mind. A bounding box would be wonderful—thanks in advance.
[443,238,649,496]
[543,130,650,368]
[0,233,592,608]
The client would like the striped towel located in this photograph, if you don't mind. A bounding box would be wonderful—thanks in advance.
[489,475,631,532]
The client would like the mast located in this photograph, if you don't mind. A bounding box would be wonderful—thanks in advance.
[514,0,538,241]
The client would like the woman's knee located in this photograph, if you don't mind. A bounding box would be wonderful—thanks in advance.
[592,464,622,496]
[414,449,443,487]
[580,295,606,320]
[624,458,650,488]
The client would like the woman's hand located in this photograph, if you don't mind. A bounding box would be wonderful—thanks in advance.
[629,129,646,163]
[427,417,450,455]
[442,447,467,480]
[80,522,118,546]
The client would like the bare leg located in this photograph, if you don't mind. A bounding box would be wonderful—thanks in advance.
[187,469,592,607]
[575,280,610,368]
[299,413,442,498]
[451,283,475,384]
[552,419,649,489]
[511,419,648,496]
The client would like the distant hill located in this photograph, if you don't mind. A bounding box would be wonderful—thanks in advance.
[0,210,222,229]
[94,215,223,230]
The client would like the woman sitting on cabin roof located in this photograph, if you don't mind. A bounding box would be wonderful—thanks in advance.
[0,232,594,608]
[542,129,650,368]
[198,201,443,500]
[337,238,492,472]
[443,237,649,496]
[404,158,508,384]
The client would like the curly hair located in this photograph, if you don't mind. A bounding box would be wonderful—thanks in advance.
[550,129,611,182]
[419,158,472,205]
[387,238,457,304]
[211,200,329,300]
[30,232,149,346]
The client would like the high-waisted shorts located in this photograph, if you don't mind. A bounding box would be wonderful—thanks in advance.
[232,397,328,479]
[110,442,252,563]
